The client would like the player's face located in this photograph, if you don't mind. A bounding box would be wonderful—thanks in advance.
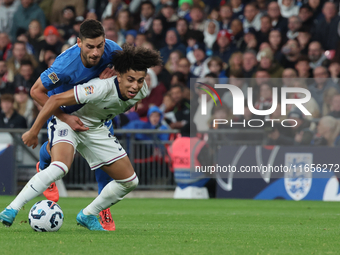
[117,70,146,99]
[78,36,105,68]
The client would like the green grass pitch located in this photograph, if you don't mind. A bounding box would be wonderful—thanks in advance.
[0,196,339,255]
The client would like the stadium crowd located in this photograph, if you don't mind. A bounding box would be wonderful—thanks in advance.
[1,0,340,146]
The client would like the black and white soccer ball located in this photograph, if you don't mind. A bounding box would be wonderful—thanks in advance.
[28,200,64,232]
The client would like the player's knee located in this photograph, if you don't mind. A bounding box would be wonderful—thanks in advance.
[119,173,139,192]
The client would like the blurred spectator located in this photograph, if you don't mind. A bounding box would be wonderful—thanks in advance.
[169,84,190,129]
[281,39,301,69]
[189,6,205,31]
[207,56,226,80]
[147,17,166,50]
[243,2,262,31]
[219,4,233,30]
[0,32,12,61]
[12,59,37,91]
[150,65,172,90]
[212,30,237,64]
[36,26,63,61]
[308,41,330,69]
[57,6,76,40]
[230,19,246,51]
[322,86,339,116]
[102,0,128,19]
[313,1,340,50]
[286,15,301,40]
[298,4,315,32]
[105,29,119,44]
[253,83,273,119]
[267,109,312,145]
[191,42,210,78]
[102,16,116,31]
[308,0,323,21]
[6,41,38,82]
[139,1,155,33]
[136,69,167,118]
[257,48,284,78]
[243,27,258,51]
[0,93,27,128]
[170,72,186,87]
[315,116,340,147]
[225,51,243,77]
[0,0,20,39]
[309,66,339,110]
[296,27,311,55]
[0,60,13,95]
[158,3,178,31]
[135,33,147,47]
[295,55,312,79]
[267,1,288,35]
[328,94,340,118]
[67,16,84,46]
[159,92,176,125]
[242,49,258,78]
[268,29,284,62]
[176,18,189,46]
[165,50,184,74]
[123,106,169,157]
[278,0,299,18]
[231,0,244,20]
[203,20,219,51]
[160,29,186,64]
[50,1,84,25]
[222,69,247,109]
[27,20,43,55]
[177,0,192,19]
[329,61,340,84]
[125,30,137,46]
[11,0,46,41]
[117,9,132,37]
[85,9,98,20]
[282,68,297,87]
[13,85,34,125]
[257,15,272,45]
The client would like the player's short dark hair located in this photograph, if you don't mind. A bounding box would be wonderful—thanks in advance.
[79,19,105,40]
[112,44,162,74]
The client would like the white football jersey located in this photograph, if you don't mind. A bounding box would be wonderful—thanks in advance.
[72,76,148,128]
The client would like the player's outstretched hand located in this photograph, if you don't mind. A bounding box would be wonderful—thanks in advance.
[22,131,39,149]
[99,67,116,79]
[64,115,89,132]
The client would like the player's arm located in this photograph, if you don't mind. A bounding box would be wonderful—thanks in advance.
[22,89,79,149]
[31,78,88,132]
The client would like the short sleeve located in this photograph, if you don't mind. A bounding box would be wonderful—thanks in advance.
[74,78,111,104]
[40,63,71,91]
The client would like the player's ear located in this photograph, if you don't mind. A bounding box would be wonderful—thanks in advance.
[117,73,121,83]
[77,37,82,48]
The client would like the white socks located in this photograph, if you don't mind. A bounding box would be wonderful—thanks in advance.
[8,161,68,211]
[83,173,139,216]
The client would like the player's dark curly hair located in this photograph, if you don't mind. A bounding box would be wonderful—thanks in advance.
[112,44,163,74]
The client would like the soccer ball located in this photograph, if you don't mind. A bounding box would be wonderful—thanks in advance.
[28,200,64,232]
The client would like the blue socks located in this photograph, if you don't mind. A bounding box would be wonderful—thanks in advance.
[39,141,51,170]
[95,169,113,194]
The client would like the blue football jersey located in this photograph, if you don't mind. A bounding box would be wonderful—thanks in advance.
[40,39,121,133]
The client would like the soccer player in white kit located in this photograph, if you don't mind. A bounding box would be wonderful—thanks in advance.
[0,45,163,231]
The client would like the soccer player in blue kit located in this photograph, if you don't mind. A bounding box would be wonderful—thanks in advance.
[30,19,120,230]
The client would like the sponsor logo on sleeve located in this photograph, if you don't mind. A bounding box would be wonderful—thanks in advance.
[84,85,94,95]
[48,72,60,84]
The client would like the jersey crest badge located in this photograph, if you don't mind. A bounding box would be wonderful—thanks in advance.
[58,129,68,137]
[48,72,59,84]
[84,85,94,95]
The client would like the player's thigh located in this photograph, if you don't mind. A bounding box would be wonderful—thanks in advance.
[100,155,135,180]
[50,142,75,169]
[48,117,78,169]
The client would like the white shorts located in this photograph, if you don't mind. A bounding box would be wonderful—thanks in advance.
[48,117,127,170]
